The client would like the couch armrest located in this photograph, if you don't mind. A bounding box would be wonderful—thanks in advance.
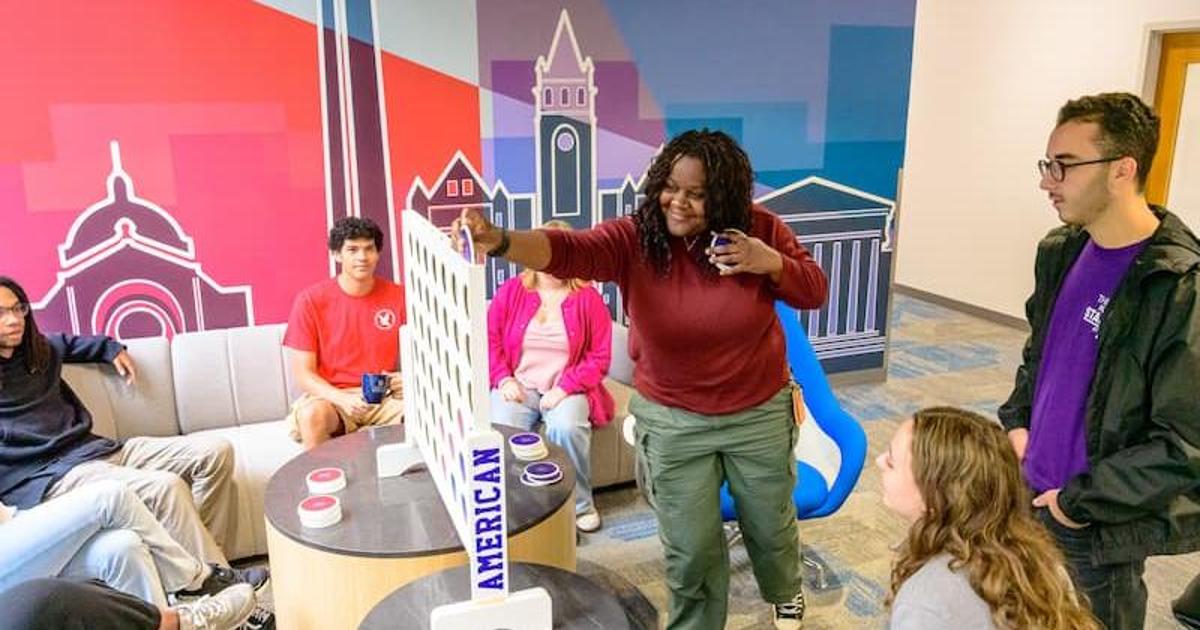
[590,378,636,488]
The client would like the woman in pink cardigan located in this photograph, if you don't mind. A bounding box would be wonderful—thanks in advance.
[488,221,615,532]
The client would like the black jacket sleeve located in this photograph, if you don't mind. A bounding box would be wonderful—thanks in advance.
[45,334,126,364]
[1059,274,1200,524]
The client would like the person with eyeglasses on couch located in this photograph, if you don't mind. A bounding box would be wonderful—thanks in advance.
[0,277,266,597]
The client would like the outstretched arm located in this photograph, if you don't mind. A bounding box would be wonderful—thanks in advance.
[452,208,552,271]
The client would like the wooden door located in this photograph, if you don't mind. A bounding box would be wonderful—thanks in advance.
[1147,32,1200,216]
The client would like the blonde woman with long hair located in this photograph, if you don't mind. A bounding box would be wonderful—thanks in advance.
[878,407,1098,629]
[487,220,614,533]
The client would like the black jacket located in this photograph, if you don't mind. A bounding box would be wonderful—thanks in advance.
[999,206,1200,564]
[0,334,124,508]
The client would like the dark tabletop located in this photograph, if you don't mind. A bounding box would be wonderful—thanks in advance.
[358,562,634,630]
[264,424,575,557]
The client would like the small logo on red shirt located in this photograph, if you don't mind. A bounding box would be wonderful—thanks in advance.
[374,309,398,331]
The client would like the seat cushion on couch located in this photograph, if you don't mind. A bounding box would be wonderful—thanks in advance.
[190,419,302,560]
[171,324,290,434]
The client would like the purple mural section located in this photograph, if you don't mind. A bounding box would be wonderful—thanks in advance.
[463,4,912,373]
[319,0,399,280]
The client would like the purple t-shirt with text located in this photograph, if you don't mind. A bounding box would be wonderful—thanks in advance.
[1024,238,1147,493]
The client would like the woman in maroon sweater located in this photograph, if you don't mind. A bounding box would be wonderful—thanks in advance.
[455,130,827,629]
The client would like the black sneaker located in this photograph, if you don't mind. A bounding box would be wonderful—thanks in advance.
[180,564,271,598]
[240,604,275,630]
[772,590,805,629]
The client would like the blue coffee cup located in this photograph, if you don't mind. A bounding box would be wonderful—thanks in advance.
[362,373,390,404]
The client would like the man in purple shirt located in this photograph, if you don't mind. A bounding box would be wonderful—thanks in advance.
[999,92,1200,630]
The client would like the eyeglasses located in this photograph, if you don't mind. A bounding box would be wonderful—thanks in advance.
[1037,156,1122,182]
[0,303,30,319]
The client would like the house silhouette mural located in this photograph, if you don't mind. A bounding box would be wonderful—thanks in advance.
[406,9,896,373]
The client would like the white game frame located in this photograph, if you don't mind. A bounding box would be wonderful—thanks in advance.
[377,210,551,629]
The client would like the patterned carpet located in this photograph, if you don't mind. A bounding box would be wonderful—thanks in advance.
[575,293,1200,629]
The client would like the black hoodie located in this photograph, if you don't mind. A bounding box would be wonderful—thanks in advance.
[0,334,124,508]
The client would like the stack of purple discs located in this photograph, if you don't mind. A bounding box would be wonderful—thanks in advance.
[521,461,563,486]
[509,432,548,461]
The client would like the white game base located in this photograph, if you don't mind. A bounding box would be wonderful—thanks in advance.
[376,442,426,478]
[430,587,553,630]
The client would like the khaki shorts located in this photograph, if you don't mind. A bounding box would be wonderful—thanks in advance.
[285,388,405,442]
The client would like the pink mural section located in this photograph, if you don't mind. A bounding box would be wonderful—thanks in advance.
[0,0,488,340]
[0,0,328,337]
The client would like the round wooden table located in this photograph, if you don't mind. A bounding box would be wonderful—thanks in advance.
[265,424,576,630]
[359,562,634,630]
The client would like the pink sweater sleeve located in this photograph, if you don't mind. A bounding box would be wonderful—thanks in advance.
[556,288,613,394]
[487,279,518,388]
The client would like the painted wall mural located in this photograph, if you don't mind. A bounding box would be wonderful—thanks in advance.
[36,142,254,339]
[2,0,914,373]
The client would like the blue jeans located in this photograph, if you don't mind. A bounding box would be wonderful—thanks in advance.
[490,386,593,514]
[1036,507,1147,629]
[0,481,205,608]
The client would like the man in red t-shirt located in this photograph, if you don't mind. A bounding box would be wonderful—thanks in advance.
[283,217,406,450]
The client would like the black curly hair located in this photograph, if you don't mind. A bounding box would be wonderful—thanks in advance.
[633,129,754,275]
[1057,92,1160,189]
[327,216,384,252]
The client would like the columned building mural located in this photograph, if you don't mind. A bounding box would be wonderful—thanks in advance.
[760,177,895,372]
[317,0,400,280]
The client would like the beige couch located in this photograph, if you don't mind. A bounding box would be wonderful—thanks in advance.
[62,324,637,560]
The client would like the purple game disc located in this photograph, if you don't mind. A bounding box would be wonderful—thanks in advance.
[459,226,475,262]
[521,472,561,486]
[525,462,560,478]
[510,433,542,447]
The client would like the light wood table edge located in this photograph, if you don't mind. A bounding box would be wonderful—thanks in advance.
[266,499,576,630]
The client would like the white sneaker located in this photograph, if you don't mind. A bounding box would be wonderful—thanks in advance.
[772,589,806,629]
[575,508,602,533]
[177,583,256,630]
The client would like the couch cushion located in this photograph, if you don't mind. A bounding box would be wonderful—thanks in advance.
[189,419,302,560]
[592,378,636,488]
[62,335,181,440]
[609,323,632,385]
[172,324,289,433]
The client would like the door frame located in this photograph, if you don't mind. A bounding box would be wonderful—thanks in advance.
[1145,31,1200,206]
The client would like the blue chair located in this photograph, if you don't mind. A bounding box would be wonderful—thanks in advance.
[717,301,868,587]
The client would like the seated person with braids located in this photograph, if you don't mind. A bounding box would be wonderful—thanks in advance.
[877,406,1098,629]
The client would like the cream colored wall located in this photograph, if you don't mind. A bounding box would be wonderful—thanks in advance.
[897,0,1200,318]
